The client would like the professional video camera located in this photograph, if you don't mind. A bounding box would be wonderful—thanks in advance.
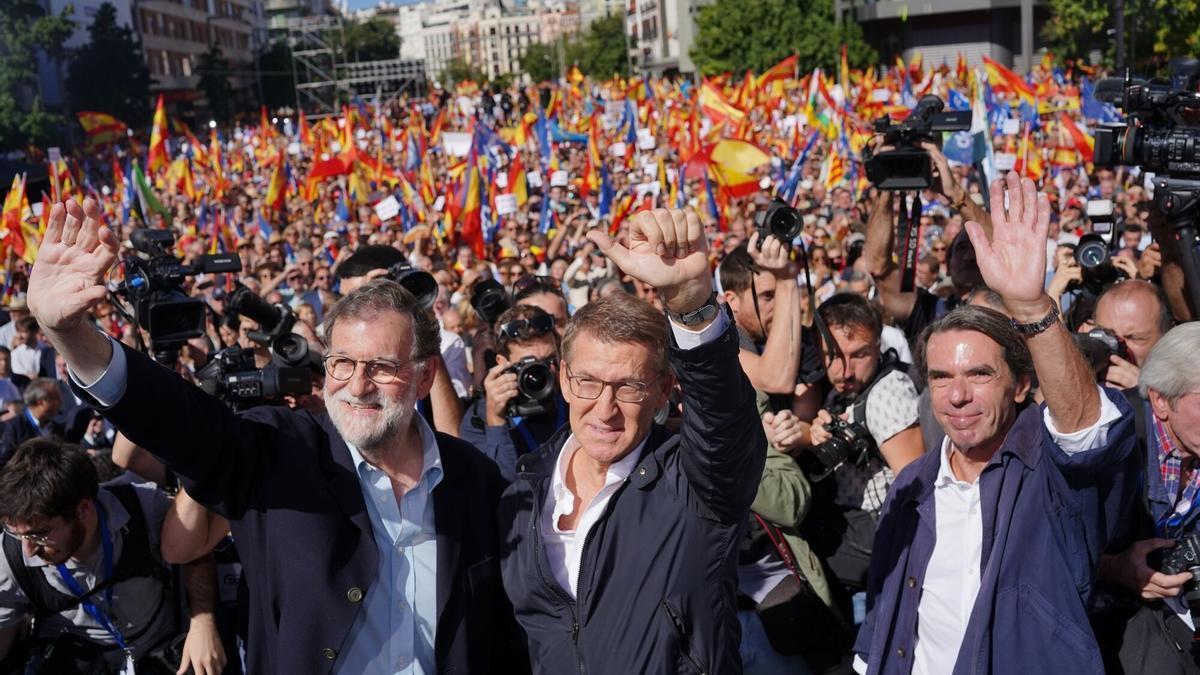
[864,96,972,191]
[504,356,556,418]
[1093,58,1200,317]
[196,286,312,410]
[754,198,804,247]
[387,262,438,310]
[118,229,241,364]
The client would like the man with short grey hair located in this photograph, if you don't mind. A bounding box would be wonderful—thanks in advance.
[1095,322,1200,672]
[0,378,62,467]
[23,198,526,674]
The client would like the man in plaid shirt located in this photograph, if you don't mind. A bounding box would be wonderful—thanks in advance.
[1097,322,1200,672]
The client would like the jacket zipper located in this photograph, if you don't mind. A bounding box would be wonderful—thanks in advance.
[662,600,706,674]
[530,478,586,673]
[568,480,630,673]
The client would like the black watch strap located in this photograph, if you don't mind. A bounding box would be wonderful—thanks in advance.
[1010,302,1060,336]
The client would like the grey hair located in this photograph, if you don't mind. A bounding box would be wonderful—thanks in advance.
[1138,322,1200,403]
[23,378,59,407]
[320,279,441,362]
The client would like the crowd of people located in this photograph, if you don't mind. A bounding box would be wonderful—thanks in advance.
[0,52,1198,675]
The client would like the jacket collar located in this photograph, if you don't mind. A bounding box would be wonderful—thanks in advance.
[515,423,675,490]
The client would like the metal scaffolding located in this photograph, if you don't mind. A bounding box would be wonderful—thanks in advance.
[287,16,427,119]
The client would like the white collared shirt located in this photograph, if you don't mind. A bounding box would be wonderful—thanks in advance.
[855,386,1124,675]
[540,435,646,598]
[537,308,730,598]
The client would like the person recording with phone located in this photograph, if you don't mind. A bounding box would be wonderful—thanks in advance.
[459,305,567,482]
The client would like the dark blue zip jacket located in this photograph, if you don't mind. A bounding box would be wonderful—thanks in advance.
[854,388,1139,674]
[497,314,766,675]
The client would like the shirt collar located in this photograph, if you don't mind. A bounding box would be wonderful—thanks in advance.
[1155,415,1185,464]
[934,437,977,489]
[345,413,444,490]
[550,433,647,519]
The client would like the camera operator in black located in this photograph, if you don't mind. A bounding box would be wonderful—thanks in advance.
[1089,323,1200,674]
[804,293,925,590]
[460,305,566,483]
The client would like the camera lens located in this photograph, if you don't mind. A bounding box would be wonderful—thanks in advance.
[1075,235,1110,270]
[518,363,554,400]
[770,208,802,241]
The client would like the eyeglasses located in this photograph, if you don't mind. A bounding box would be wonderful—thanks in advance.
[3,526,55,547]
[513,275,561,297]
[497,313,555,340]
[323,355,417,385]
[564,365,661,404]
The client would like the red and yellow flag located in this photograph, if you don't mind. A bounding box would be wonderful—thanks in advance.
[148,95,169,173]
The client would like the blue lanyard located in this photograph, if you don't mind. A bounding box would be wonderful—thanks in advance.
[512,397,567,453]
[55,501,130,652]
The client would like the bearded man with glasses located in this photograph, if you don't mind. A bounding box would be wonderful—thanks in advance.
[22,198,527,674]
[499,208,767,674]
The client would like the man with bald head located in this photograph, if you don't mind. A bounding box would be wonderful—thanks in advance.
[1093,280,1173,390]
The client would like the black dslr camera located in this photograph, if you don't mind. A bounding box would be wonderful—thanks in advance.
[1073,327,1132,379]
[505,356,556,418]
[864,96,972,191]
[471,279,512,328]
[387,262,438,310]
[1154,532,1200,614]
[1072,233,1127,293]
[754,198,803,247]
[118,229,241,364]
[808,417,874,476]
[197,286,313,410]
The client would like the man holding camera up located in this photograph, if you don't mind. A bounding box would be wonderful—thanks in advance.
[460,305,566,482]
[853,174,1139,674]
[24,199,525,674]
[499,208,766,674]
[804,293,925,592]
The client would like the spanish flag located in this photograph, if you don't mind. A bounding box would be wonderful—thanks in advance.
[756,55,797,90]
[76,111,127,148]
[1058,113,1094,162]
[148,95,169,173]
[699,79,746,126]
[982,56,1036,107]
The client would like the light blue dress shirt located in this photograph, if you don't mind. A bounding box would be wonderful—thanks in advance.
[336,414,443,675]
[70,336,446,675]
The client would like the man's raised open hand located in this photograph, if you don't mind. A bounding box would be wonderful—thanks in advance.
[965,172,1051,314]
[28,198,119,333]
[586,208,712,312]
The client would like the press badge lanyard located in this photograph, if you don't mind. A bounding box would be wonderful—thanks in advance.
[512,398,567,454]
[55,501,136,674]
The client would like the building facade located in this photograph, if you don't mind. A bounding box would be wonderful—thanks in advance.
[625,0,707,77]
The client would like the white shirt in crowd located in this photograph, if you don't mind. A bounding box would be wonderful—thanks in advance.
[10,343,42,379]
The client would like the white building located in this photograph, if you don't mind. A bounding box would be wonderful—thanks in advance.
[626,0,706,76]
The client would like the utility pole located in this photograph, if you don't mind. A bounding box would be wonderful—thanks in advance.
[1115,0,1126,70]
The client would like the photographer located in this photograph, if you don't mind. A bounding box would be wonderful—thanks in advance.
[803,293,924,590]
[0,439,225,675]
[1091,280,1174,390]
[460,305,566,482]
[1095,323,1200,673]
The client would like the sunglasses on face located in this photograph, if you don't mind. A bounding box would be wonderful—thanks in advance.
[497,313,555,340]
[512,275,561,295]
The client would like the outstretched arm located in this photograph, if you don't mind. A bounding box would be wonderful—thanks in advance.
[966,173,1099,431]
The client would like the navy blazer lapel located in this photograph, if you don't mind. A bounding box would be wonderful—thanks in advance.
[316,414,374,537]
[433,438,465,626]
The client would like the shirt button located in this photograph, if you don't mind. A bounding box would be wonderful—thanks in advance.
[322,648,338,660]
[346,586,364,603]
[638,466,647,476]
[906,577,916,588]
[897,646,907,658]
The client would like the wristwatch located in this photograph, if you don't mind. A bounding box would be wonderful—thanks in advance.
[1010,302,1060,336]
[666,293,720,327]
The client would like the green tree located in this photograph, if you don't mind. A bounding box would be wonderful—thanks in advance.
[66,2,151,127]
[0,0,74,148]
[326,17,401,63]
[441,58,486,86]
[196,48,235,124]
[566,14,628,79]
[521,42,559,83]
[1042,0,1200,73]
[690,0,875,76]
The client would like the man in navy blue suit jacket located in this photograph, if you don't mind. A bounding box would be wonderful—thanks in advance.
[27,198,527,675]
